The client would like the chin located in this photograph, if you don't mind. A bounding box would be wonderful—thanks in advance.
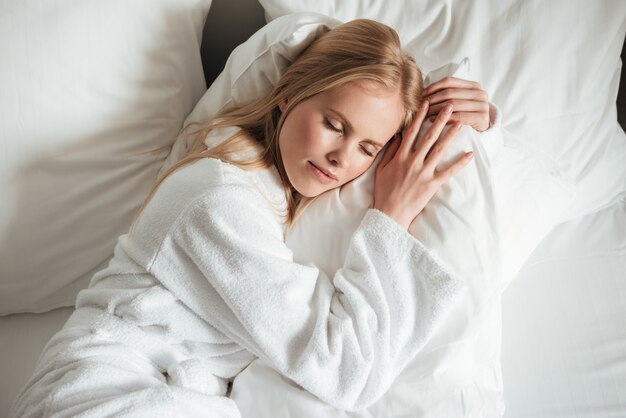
[292,181,327,198]
[295,186,322,198]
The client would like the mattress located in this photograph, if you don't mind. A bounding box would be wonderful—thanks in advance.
[1,197,624,417]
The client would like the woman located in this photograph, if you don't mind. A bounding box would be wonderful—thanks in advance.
[12,19,490,417]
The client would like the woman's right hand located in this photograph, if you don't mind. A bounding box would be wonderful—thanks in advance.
[373,101,474,230]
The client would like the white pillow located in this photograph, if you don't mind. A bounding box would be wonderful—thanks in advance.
[159,12,573,415]
[0,0,213,314]
[258,0,626,222]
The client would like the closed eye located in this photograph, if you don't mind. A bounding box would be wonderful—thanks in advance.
[324,117,343,135]
[360,145,374,157]
[325,117,375,157]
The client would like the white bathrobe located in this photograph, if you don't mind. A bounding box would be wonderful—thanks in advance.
[12,157,464,418]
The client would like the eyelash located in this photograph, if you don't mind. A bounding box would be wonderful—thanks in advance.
[324,118,374,157]
[360,146,374,157]
[324,118,343,135]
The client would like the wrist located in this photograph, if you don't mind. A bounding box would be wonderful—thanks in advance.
[373,205,411,230]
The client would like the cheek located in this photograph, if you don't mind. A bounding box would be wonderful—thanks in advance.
[280,112,318,156]
[298,118,326,152]
[341,158,375,185]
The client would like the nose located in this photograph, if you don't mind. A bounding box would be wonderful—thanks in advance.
[327,143,350,168]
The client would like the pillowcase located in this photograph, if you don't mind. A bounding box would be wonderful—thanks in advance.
[0,0,213,314]
[158,12,573,415]
[258,0,626,222]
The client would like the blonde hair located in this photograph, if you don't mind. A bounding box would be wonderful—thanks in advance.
[134,19,423,226]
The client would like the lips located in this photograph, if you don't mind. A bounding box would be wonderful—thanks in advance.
[308,161,337,184]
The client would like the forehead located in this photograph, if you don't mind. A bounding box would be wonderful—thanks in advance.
[313,81,405,141]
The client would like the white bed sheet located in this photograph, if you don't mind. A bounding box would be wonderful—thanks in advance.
[0,198,623,417]
[0,306,73,415]
[501,197,626,417]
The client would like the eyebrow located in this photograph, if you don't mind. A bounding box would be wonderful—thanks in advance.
[327,108,385,148]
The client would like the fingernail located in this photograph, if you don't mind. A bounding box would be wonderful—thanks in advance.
[444,104,453,113]
[421,100,429,109]
[466,151,474,158]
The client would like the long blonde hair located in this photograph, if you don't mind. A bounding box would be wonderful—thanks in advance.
[134,19,423,226]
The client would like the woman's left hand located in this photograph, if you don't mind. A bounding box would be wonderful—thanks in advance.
[422,77,490,132]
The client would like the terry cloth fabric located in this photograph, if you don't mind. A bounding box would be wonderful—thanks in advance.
[12,154,464,417]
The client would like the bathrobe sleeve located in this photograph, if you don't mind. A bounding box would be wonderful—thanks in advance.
[149,181,465,411]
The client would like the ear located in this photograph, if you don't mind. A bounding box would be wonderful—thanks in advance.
[278,98,288,112]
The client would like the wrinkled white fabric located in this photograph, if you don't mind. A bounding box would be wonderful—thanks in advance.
[12,157,464,417]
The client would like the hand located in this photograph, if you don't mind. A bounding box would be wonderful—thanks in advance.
[422,77,490,132]
[373,101,474,230]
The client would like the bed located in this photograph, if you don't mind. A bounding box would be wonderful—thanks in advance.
[1,1,624,417]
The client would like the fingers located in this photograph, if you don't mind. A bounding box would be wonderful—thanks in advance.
[423,121,462,171]
[422,76,482,96]
[447,112,490,132]
[397,100,429,160]
[425,87,487,106]
[422,76,489,132]
[435,151,474,184]
[376,133,402,172]
[413,103,453,160]
[427,99,489,117]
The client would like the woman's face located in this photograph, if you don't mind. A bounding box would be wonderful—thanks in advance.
[278,81,405,197]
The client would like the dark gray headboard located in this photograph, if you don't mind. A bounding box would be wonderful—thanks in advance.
[200,0,265,86]
[199,1,626,130]
[618,42,626,130]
